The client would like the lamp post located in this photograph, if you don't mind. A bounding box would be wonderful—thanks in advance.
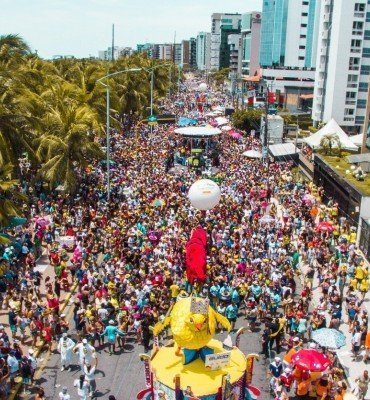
[97,68,141,202]
[143,63,172,132]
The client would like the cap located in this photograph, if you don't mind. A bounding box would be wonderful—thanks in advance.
[28,349,34,355]
[62,386,68,392]
[284,367,291,373]
[274,357,281,362]
[109,320,115,325]
[62,333,68,338]
[293,337,300,342]
[60,313,66,318]
[82,339,88,344]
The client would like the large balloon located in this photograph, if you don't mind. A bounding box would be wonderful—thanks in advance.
[198,83,207,92]
[188,179,221,210]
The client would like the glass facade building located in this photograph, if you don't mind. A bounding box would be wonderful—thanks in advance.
[260,0,288,67]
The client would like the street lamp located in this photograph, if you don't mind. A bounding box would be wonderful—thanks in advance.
[96,68,141,202]
[142,63,172,131]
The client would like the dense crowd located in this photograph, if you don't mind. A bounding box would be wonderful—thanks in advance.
[0,79,368,400]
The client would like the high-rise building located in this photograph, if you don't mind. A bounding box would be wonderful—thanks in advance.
[241,11,262,76]
[196,32,211,71]
[98,46,133,60]
[219,14,242,69]
[189,38,197,70]
[312,0,370,132]
[259,0,320,68]
[181,40,190,70]
[210,13,222,70]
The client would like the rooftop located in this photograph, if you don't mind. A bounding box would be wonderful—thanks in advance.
[319,154,370,196]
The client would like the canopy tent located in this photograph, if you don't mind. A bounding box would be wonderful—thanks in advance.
[243,150,262,159]
[215,117,229,127]
[304,118,358,151]
[349,133,364,147]
[174,127,222,138]
[268,143,300,161]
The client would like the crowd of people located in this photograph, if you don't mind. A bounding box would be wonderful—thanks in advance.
[0,77,368,400]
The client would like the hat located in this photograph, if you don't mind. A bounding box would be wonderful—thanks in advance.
[284,367,291,374]
[62,332,68,338]
[109,320,115,325]
[28,349,34,355]
[0,325,4,329]
[62,387,68,392]
[82,339,88,344]
[60,313,66,318]
[274,357,281,362]
[293,337,300,342]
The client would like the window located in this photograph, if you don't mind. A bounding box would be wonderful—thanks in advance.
[300,34,307,38]
[302,12,308,16]
[355,3,366,12]
[303,1,309,4]
[355,116,365,124]
[357,99,367,108]
[353,21,364,29]
[299,45,306,49]
[365,30,370,40]
[359,82,369,92]
[299,56,305,60]
[351,39,362,47]
[301,23,307,27]
[349,57,361,69]
[348,74,359,86]
[363,48,370,57]
[345,108,355,115]
[367,12,370,22]
[346,92,357,99]
[361,65,370,74]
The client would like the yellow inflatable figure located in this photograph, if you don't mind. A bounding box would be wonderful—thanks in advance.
[153,297,231,364]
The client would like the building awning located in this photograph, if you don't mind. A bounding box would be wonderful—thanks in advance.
[268,143,300,157]
[300,94,314,100]
[242,75,261,82]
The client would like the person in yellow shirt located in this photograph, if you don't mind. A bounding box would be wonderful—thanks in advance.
[296,373,311,399]
[170,282,180,302]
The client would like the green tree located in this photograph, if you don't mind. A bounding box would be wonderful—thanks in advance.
[0,161,26,227]
[319,133,342,156]
[232,109,264,132]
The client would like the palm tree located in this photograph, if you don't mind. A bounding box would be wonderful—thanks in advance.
[0,161,26,227]
[319,133,342,156]
[0,34,31,64]
[36,97,104,192]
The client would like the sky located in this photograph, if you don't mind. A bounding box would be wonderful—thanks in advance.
[1,0,262,59]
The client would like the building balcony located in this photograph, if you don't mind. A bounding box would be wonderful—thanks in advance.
[350,47,362,53]
[354,12,365,18]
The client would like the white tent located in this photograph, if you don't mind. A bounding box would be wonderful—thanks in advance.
[304,118,358,151]
[174,127,222,137]
[243,150,262,159]
[215,117,229,126]
[350,133,364,147]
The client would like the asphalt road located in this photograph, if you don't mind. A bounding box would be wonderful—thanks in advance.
[32,311,271,400]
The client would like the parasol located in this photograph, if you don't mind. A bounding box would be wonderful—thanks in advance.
[316,221,334,233]
[291,349,332,372]
[229,131,242,139]
[221,125,232,132]
[311,328,346,349]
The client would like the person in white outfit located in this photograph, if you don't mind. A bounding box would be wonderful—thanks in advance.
[58,333,75,371]
[73,338,96,371]
[74,374,89,400]
[59,386,71,400]
[83,358,97,397]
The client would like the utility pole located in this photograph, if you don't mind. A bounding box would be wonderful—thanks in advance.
[111,24,115,61]
[263,82,270,189]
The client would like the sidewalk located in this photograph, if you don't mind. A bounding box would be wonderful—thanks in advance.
[301,259,370,399]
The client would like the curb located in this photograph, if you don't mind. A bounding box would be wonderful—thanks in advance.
[9,281,78,400]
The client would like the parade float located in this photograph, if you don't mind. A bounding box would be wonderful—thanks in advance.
[137,297,261,400]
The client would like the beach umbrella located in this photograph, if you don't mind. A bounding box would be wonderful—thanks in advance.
[291,349,332,372]
[311,328,346,349]
[316,221,334,233]
[229,131,242,139]
[6,217,27,228]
